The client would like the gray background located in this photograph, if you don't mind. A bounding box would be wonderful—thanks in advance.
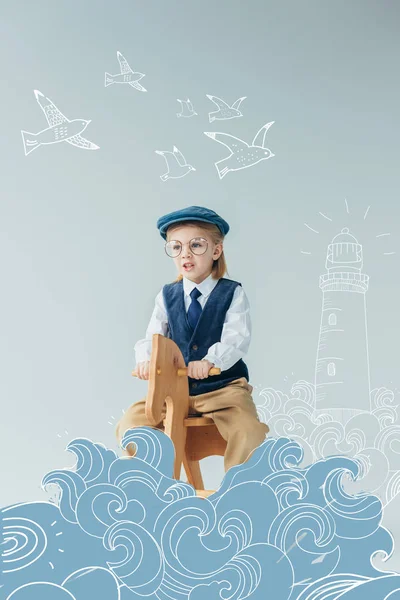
[1,0,400,569]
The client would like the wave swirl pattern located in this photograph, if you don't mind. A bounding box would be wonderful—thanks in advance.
[1,428,399,599]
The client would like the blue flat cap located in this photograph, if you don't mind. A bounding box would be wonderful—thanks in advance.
[157,205,230,240]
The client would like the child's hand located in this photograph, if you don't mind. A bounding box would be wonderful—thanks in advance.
[187,360,215,380]
[135,360,151,380]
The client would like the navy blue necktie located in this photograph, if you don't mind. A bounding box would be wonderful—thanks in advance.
[187,287,202,330]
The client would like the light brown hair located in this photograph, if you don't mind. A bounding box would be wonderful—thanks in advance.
[166,220,229,283]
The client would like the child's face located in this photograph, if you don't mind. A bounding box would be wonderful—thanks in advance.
[166,225,223,283]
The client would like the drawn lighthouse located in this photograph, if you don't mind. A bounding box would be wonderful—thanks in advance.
[314,228,371,424]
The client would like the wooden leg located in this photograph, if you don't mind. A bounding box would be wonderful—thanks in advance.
[163,403,187,481]
[183,454,204,490]
[170,437,186,480]
[196,489,216,499]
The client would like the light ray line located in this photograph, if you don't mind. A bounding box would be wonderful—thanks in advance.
[304,223,319,234]
[318,212,332,221]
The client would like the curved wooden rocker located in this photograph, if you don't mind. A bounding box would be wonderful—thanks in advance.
[131,334,227,498]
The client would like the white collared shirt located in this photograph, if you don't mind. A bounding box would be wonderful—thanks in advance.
[134,273,251,371]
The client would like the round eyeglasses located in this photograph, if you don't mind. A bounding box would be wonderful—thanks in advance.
[165,237,208,258]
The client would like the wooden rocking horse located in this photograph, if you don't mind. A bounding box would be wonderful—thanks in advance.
[131,334,227,498]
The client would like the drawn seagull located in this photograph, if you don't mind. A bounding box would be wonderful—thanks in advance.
[105,51,147,91]
[206,94,247,123]
[21,90,99,156]
[204,121,275,179]
[177,98,197,118]
[155,146,196,181]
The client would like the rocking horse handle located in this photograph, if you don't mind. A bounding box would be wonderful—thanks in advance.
[131,366,221,377]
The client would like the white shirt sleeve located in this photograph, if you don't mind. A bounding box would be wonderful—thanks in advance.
[202,286,252,371]
[133,289,168,364]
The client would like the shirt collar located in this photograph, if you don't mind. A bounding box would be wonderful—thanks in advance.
[183,273,219,299]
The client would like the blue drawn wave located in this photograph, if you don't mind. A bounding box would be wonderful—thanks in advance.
[1,429,399,599]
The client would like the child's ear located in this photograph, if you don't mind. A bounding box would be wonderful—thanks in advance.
[213,243,223,258]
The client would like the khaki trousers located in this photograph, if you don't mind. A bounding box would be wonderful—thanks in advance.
[116,377,269,472]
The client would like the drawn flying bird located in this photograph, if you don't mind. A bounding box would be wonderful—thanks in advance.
[204,121,275,179]
[206,94,247,123]
[177,98,197,118]
[155,146,196,181]
[105,51,147,91]
[21,90,99,156]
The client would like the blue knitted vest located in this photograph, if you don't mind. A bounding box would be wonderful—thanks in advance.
[162,277,249,395]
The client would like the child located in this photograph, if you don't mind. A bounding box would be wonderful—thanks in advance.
[116,205,269,472]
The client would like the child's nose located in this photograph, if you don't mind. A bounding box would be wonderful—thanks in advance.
[182,244,193,257]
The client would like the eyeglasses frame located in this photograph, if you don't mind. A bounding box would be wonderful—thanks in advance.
[164,236,209,258]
